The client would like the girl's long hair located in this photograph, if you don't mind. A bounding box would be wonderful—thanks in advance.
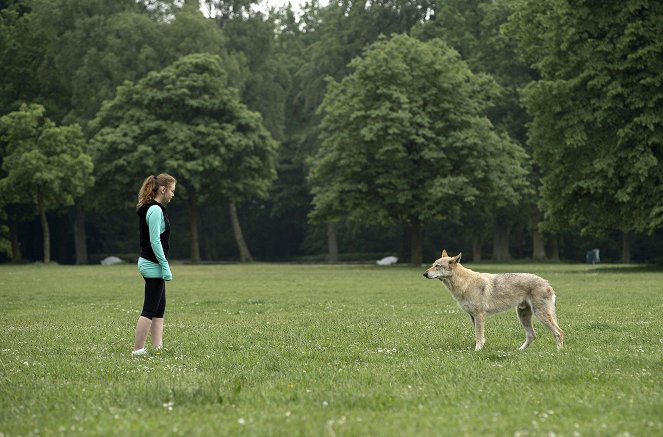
[136,173,177,209]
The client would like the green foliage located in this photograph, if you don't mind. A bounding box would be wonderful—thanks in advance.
[4,0,662,262]
[506,0,663,235]
[298,0,433,114]
[414,0,533,144]
[91,53,278,207]
[224,13,289,141]
[31,0,156,126]
[0,103,94,210]
[414,0,538,246]
[0,0,45,115]
[268,1,439,260]
[310,34,530,226]
[294,0,435,155]
[163,3,229,63]
[1,263,662,434]
[31,0,234,131]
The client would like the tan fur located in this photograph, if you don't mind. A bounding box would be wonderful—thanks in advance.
[423,250,564,351]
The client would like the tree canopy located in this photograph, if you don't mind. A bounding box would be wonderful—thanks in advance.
[309,34,530,264]
[413,0,538,261]
[91,53,278,262]
[1,0,663,264]
[0,103,93,262]
[0,1,44,114]
[507,0,663,236]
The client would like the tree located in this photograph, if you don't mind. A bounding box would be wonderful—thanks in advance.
[226,4,323,261]
[32,0,236,130]
[30,0,240,263]
[0,104,94,263]
[309,34,530,265]
[0,207,9,260]
[220,10,290,261]
[0,0,45,115]
[0,1,44,262]
[91,53,278,263]
[294,0,435,261]
[223,12,289,142]
[298,0,435,114]
[506,0,663,251]
[413,0,538,261]
[29,0,165,263]
[31,0,159,127]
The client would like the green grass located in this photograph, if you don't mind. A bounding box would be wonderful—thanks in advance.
[1,262,662,436]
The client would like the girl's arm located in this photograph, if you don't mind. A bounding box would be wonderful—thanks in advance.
[146,205,172,281]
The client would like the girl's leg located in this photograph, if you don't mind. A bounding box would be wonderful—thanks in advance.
[134,277,164,352]
[134,316,152,351]
[151,281,166,348]
[150,317,164,348]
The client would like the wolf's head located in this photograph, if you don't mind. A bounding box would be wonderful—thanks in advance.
[422,249,462,279]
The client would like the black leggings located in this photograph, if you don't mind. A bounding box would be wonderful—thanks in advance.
[141,277,166,319]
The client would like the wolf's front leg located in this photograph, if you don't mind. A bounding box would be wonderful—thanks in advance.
[473,313,486,351]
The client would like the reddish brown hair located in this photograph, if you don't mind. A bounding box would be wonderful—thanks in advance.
[136,173,177,209]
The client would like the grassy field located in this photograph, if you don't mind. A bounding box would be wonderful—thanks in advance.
[1,262,662,436]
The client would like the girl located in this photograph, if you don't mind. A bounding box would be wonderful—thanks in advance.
[132,173,176,357]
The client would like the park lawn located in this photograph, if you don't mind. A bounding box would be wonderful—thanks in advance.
[0,262,662,436]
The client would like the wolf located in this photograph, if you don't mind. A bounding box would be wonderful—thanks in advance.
[423,250,564,351]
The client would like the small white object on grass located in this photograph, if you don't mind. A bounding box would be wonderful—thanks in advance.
[376,256,398,266]
[100,256,124,265]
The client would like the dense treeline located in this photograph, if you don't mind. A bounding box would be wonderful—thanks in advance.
[1,0,662,265]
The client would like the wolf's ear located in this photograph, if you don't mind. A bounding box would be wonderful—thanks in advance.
[450,252,462,264]
[441,249,448,258]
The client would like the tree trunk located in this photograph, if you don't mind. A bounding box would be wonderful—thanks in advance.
[188,191,201,264]
[492,216,511,261]
[532,230,547,261]
[548,236,560,262]
[9,211,22,263]
[229,202,253,262]
[410,219,422,266]
[621,231,631,264]
[74,203,88,264]
[471,236,482,262]
[326,223,338,263]
[38,196,51,264]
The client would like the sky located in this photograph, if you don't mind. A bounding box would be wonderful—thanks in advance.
[258,0,329,15]
[200,0,329,19]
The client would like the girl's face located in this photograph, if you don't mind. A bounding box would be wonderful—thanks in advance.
[158,183,176,205]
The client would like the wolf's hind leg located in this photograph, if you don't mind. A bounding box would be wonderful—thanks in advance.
[532,297,564,351]
[517,302,536,351]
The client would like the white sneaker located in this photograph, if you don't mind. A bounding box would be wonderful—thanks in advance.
[132,347,148,357]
